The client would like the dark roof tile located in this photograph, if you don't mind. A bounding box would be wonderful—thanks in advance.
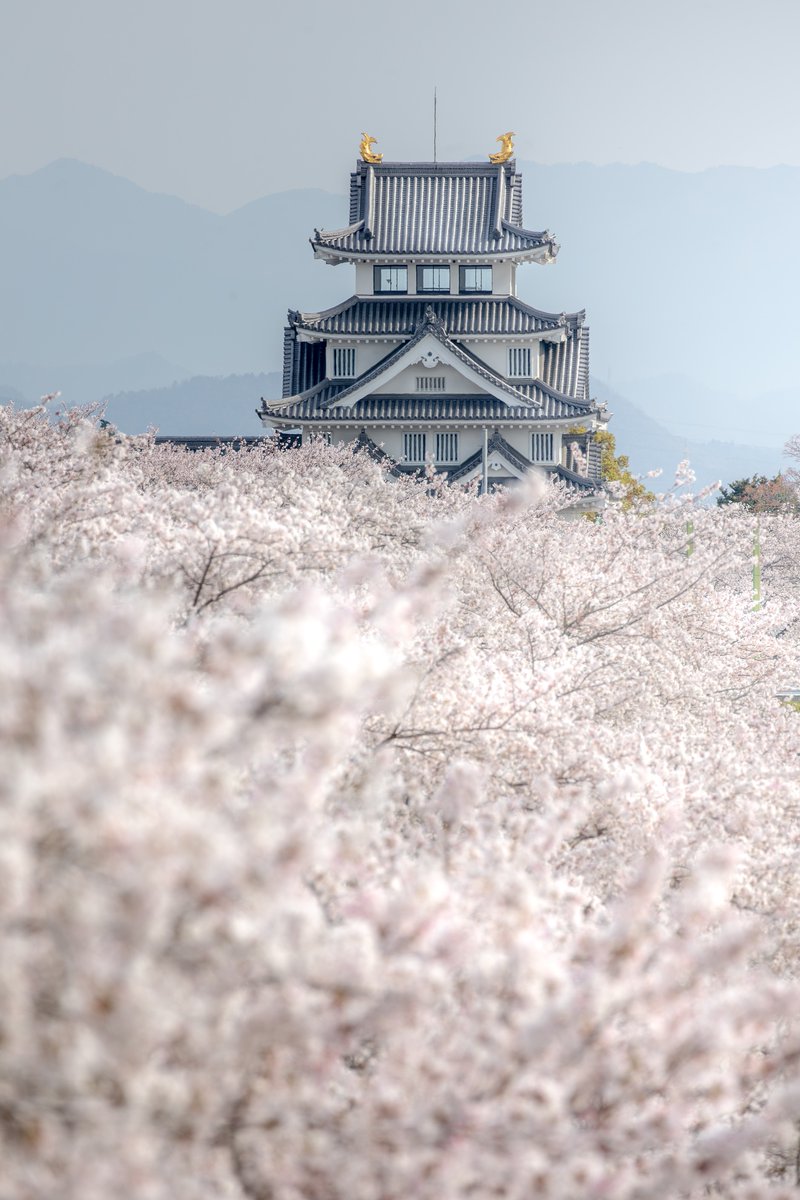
[291,296,583,337]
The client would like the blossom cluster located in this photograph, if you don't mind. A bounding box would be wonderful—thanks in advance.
[3,403,800,1199]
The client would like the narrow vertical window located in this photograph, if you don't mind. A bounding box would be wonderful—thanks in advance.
[531,432,554,463]
[508,347,532,377]
[403,432,427,462]
[435,432,458,463]
[332,347,356,378]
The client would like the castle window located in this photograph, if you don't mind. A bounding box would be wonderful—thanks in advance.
[435,432,459,463]
[374,266,408,293]
[417,265,450,293]
[403,432,427,463]
[332,347,356,378]
[508,346,533,377]
[415,375,446,391]
[460,266,492,293]
[531,432,554,463]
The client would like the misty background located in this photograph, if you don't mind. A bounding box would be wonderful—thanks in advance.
[3,0,800,485]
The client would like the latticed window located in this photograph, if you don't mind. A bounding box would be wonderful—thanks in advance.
[415,375,446,391]
[508,347,532,377]
[435,432,458,463]
[403,432,427,463]
[531,432,554,463]
[332,347,356,378]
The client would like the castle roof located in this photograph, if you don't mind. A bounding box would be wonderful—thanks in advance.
[311,160,558,262]
[290,296,584,338]
[261,385,592,425]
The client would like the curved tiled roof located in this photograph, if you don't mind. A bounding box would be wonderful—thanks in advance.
[261,391,591,424]
[290,296,584,337]
[551,463,600,491]
[540,325,590,401]
[312,160,558,260]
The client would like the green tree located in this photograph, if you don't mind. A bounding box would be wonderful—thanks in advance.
[717,474,799,513]
[594,429,654,509]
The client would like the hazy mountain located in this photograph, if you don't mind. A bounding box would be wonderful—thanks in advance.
[103,371,282,435]
[0,158,346,376]
[596,381,785,488]
[0,352,189,409]
[516,162,800,405]
[611,374,756,445]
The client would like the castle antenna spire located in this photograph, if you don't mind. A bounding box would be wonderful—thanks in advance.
[433,87,437,162]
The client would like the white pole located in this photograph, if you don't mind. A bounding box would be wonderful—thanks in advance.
[481,427,488,495]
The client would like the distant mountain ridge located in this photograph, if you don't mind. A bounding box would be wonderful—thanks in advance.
[0,352,189,410]
[593,381,784,487]
[0,158,347,375]
[104,371,282,436]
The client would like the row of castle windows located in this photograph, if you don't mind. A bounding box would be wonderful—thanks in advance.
[375,265,492,295]
[331,349,537,381]
[403,431,555,465]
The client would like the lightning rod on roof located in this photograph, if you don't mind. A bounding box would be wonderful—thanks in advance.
[433,87,437,163]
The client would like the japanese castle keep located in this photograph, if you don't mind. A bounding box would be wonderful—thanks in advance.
[258,135,606,490]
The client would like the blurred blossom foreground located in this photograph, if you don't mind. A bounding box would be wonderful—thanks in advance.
[7,403,800,1200]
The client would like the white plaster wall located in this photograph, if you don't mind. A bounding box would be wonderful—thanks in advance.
[464,341,540,378]
[355,263,373,294]
[499,427,562,464]
[325,339,403,377]
[372,362,484,396]
[493,262,515,295]
[501,428,531,457]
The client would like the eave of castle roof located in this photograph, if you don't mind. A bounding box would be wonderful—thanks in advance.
[290,296,585,338]
[260,388,594,425]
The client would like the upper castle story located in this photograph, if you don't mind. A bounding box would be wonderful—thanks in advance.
[310,157,560,299]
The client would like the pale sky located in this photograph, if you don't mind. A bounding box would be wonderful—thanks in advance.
[3,0,800,212]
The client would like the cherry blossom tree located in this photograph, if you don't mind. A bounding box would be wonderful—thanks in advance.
[4,402,800,1198]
